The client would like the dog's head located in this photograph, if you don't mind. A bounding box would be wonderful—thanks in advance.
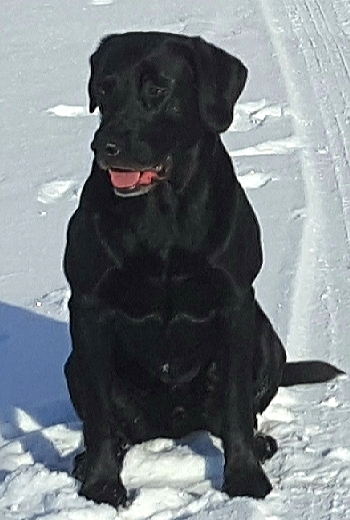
[89,32,247,197]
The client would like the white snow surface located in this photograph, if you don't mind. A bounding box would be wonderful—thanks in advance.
[1,0,350,518]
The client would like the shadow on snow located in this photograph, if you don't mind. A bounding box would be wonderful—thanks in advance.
[0,301,224,489]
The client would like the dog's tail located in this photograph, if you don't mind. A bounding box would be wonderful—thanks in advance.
[280,361,345,387]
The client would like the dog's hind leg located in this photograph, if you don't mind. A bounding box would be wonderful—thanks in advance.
[253,432,278,463]
[248,303,287,465]
[64,352,88,422]
[252,302,286,416]
[72,450,87,482]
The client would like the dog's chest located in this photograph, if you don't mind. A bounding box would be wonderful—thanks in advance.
[95,258,228,324]
[100,184,214,265]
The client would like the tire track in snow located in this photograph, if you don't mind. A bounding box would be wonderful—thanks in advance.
[257,0,350,517]
[258,0,350,362]
[302,0,350,242]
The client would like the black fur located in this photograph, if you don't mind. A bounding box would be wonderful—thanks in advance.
[64,32,343,509]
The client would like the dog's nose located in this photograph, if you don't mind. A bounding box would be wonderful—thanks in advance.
[105,143,121,156]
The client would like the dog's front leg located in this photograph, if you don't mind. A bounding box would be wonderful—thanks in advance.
[79,435,127,508]
[66,297,128,508]
[221,290,272,499]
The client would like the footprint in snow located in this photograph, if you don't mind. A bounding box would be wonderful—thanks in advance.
[46,105,92,118]
[237,170,273,190]
[327,447,350,462]
[229,99,287,133]
[230,135,302,158]
[34,287,70,319]
[89,0,114,4]
[37,180,79,204]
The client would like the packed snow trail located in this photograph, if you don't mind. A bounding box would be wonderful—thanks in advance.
[0,0,349,518]
[259,0,350,364]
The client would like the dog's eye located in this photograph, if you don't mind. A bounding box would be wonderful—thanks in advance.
[141,76,169,106]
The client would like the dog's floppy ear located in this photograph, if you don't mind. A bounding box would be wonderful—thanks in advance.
[88,35,112,113]
[191,37,248,133]
[88,51,98,113]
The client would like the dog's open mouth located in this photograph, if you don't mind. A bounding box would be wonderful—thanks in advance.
[109,169,158,189]
[109,168,160,197]
[108,158,171,197]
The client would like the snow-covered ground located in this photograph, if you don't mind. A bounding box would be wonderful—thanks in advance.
[1,0,349,518]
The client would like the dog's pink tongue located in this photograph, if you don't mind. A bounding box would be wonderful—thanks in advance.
[109,170,141,188]
[138,171,159,185]
[109,169,159,188]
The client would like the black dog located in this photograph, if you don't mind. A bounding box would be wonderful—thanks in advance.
[64,32,342,509]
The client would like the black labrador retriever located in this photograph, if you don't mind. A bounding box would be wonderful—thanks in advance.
[64,32,342,509]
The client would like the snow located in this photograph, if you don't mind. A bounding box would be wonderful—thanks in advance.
[0,0,349,518]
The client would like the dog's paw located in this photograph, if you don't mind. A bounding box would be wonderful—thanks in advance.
[223,461,272,499]
[253,433,278,463]
[79,478,128,509]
